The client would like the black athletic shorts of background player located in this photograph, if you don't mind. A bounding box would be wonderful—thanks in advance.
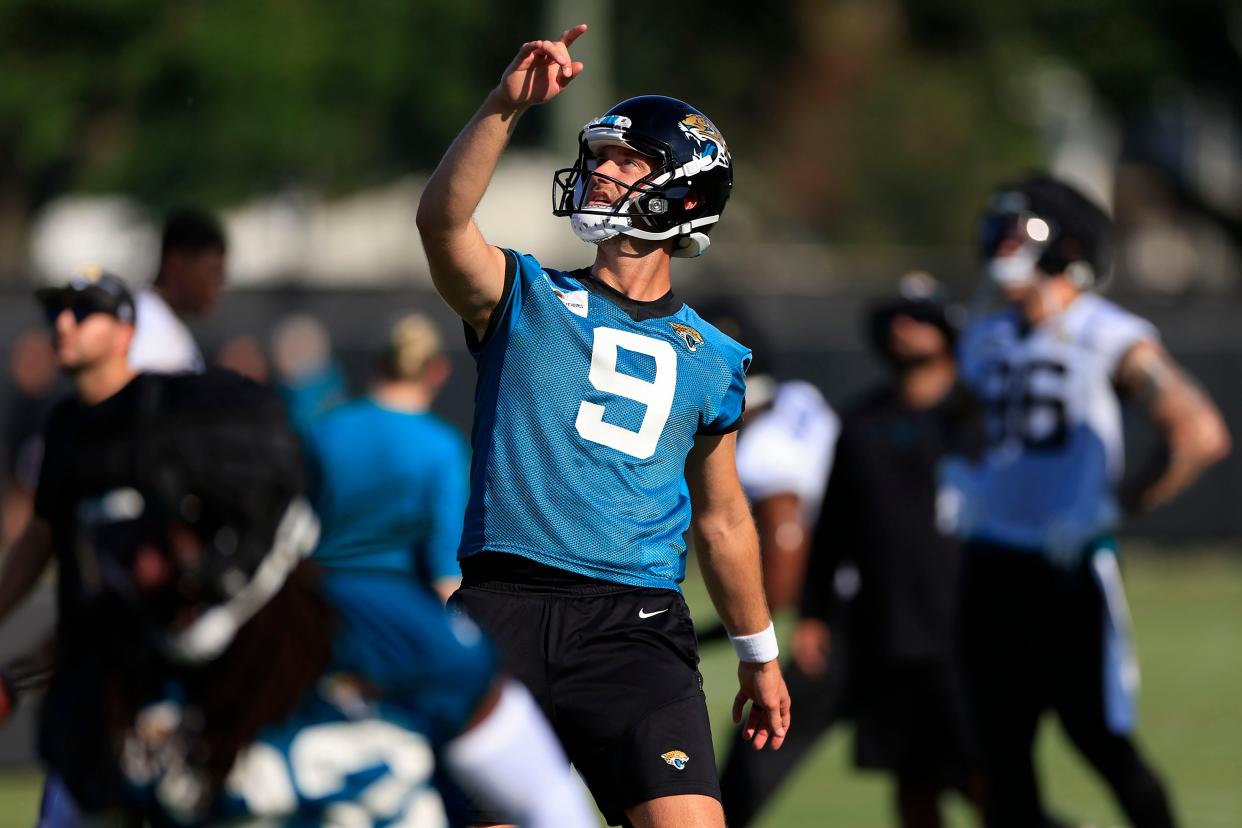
[960,540,1176,828]
[450,553,720,827]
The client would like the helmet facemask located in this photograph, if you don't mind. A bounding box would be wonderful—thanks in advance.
[77,486,320,666]
[979,190,1063,288]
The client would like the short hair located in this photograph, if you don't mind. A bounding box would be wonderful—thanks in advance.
[161,207,227,256]
[382,313,442,381]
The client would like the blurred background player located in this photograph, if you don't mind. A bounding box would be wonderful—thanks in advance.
[956,174,1231,828]
[417,25,789,828]
[270,312,350,434]
[723,274,986,828]
[690,303,840,828]
[128,207,227,374]
[695,302,840,635]
[42,368,595,827]
[0,267,139,644]
[0,267,140,827]
[1,330,59,548]
[305,311,467,602]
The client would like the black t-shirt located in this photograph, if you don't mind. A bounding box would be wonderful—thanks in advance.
[34,376,156,629]
[801,382,984,665]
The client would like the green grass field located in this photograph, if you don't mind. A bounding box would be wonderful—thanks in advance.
[1,545,1237,826]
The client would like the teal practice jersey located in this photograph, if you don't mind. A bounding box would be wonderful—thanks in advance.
[459,249,751,590]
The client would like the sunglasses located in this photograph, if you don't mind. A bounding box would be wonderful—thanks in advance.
[43,301,107,327]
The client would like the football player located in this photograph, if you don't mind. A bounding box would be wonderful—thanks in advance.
[955,174,1231,828]
[695,303,840,624]
[722,276,986,827]
[415,24,789,828]
[44,369,595,827]
[0,267,141,828]
[306,312,467,602]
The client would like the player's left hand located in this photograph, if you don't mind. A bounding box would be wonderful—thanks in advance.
[734,660,791,750]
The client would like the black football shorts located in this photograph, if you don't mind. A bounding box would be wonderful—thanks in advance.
[449,579,721,827]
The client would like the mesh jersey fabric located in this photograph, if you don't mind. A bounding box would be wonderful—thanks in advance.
[459,249,751,591]
[953,293,1157,555]
[308,399,468,582]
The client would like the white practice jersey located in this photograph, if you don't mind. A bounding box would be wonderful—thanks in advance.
[128,289,204,374]
[736,380,840,522]
[955,294,1157,555]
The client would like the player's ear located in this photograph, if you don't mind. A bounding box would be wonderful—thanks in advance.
[684,189,700,211]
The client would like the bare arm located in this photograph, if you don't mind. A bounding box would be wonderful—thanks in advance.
[1115,340,1231,512]
[416,25,586,338]
[0,518,54,725]
[0,516,53,624]
[687,433,790,749]
[0,633,57,725]
[753,491,810,614]
[688,433,769,635]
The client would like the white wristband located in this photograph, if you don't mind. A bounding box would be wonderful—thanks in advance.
[729,621,779,663]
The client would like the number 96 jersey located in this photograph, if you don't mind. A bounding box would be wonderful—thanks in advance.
[955,294,1157,555]
[459,249,751,591]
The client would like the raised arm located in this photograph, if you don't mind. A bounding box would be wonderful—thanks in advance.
[686,432,790,750]
[415,25,587,338]
[1115,339,1231,512]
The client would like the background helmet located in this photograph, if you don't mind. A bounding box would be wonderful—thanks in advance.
[553,95,733,258]
[76,370,317,664]
[978,174,1112,289]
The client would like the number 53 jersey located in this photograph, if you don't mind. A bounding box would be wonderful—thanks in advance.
[954,294,1157,555]
[459,249,751,591]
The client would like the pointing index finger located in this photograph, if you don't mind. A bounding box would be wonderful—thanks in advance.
[561,23,588,48]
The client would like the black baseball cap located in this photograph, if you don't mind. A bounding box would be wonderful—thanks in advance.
[867,271,960,359]
[35,265,136,324]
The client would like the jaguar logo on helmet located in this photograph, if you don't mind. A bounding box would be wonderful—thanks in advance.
[679,114,730,170]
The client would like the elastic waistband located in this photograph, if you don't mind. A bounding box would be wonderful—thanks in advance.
[460,551,660,596]
[966,535,1117,557]
[458,578,647,597]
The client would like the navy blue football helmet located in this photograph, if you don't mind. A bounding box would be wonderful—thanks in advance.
[553,95,733,257]
[979,174,1112,289]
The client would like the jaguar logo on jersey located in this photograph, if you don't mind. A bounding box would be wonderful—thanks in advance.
[670,322,704,352]
[661,750,690,771]
[679,114,731,171]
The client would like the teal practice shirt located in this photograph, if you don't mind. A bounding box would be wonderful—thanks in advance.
[308,399,469,583]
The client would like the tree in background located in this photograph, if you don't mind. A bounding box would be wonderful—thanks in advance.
[1,0,1239,290]
[0,0,539,275]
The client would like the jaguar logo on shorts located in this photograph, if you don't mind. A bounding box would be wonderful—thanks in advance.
[669,322,704,352]
[661,749,689,770]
